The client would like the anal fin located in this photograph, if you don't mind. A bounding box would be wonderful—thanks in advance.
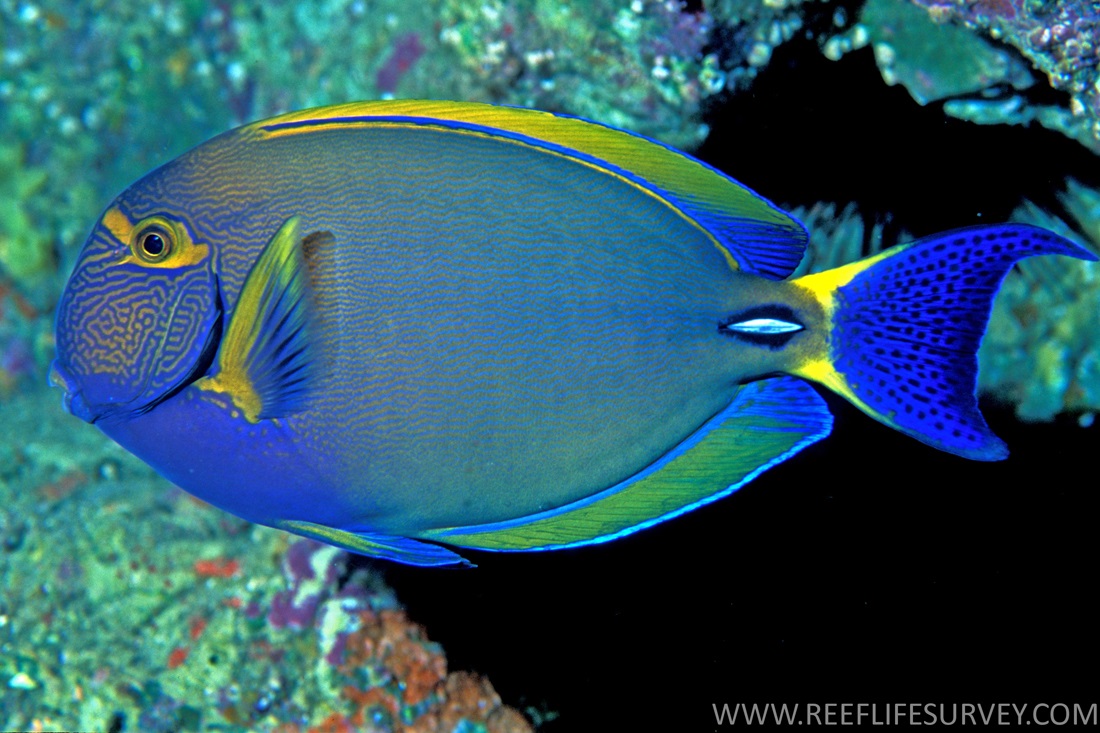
[279,519,474,567]
[423,377,832,553]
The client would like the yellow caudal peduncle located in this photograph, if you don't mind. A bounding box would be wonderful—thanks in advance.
[791,244,909,320]
[784,244,915,415]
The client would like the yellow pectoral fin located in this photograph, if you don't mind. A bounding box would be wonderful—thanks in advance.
[198,216,318,422]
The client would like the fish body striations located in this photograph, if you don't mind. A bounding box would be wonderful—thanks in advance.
[51,101,1095,566]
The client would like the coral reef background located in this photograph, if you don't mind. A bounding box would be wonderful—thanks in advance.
[1,0,1097,730]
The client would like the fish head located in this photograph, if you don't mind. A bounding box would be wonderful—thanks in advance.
[52,175,224,424]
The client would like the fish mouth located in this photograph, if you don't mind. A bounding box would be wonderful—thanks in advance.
[49,360,95,423]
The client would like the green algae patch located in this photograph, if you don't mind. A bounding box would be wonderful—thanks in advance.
[0,144,53,281]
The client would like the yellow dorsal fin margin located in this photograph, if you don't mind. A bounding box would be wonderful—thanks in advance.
[248,100,808,279]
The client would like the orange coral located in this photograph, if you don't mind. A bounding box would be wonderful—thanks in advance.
[166,646,189,669]
[193,557,240,578]
[334,609,533,732]
[344,686,400,727]
[189,615,207,641]
[307,713,356,733]
[404,672,533,733]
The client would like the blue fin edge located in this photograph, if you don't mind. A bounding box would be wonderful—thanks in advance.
[278,519,474,567]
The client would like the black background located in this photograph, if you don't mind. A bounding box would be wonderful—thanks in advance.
[379,31,1099,731]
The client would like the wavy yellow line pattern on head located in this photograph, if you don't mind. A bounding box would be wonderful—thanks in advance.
[75,292,166,378]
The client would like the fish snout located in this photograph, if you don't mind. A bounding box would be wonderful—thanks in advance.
[49,360,95,423]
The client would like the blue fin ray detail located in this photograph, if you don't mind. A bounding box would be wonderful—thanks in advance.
[833,223,1096,460]
[239,217,318,418]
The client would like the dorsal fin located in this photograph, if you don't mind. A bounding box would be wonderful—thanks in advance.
[251,100,809,279]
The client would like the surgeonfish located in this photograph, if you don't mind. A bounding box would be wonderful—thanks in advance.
[50,100,1095,566]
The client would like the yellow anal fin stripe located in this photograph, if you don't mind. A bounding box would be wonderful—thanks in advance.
[423,377,832,552]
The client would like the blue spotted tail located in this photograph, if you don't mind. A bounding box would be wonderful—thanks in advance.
[791,224,1096,460]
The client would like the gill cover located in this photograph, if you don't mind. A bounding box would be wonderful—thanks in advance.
[54,204,219,422]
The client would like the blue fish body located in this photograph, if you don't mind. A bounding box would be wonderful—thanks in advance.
[51,101,1095,565]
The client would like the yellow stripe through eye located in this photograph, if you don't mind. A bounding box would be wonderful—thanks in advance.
[102,206,134,244]
[107,212,210,269]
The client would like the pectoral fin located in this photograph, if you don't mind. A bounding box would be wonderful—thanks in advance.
[198,216,318,421]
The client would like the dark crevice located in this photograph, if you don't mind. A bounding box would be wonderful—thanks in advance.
[697,32,1097,236]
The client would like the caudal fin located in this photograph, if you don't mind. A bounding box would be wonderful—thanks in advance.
[790,224,1097,461]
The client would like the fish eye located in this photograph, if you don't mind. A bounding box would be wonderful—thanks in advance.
[134,224,173,262]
